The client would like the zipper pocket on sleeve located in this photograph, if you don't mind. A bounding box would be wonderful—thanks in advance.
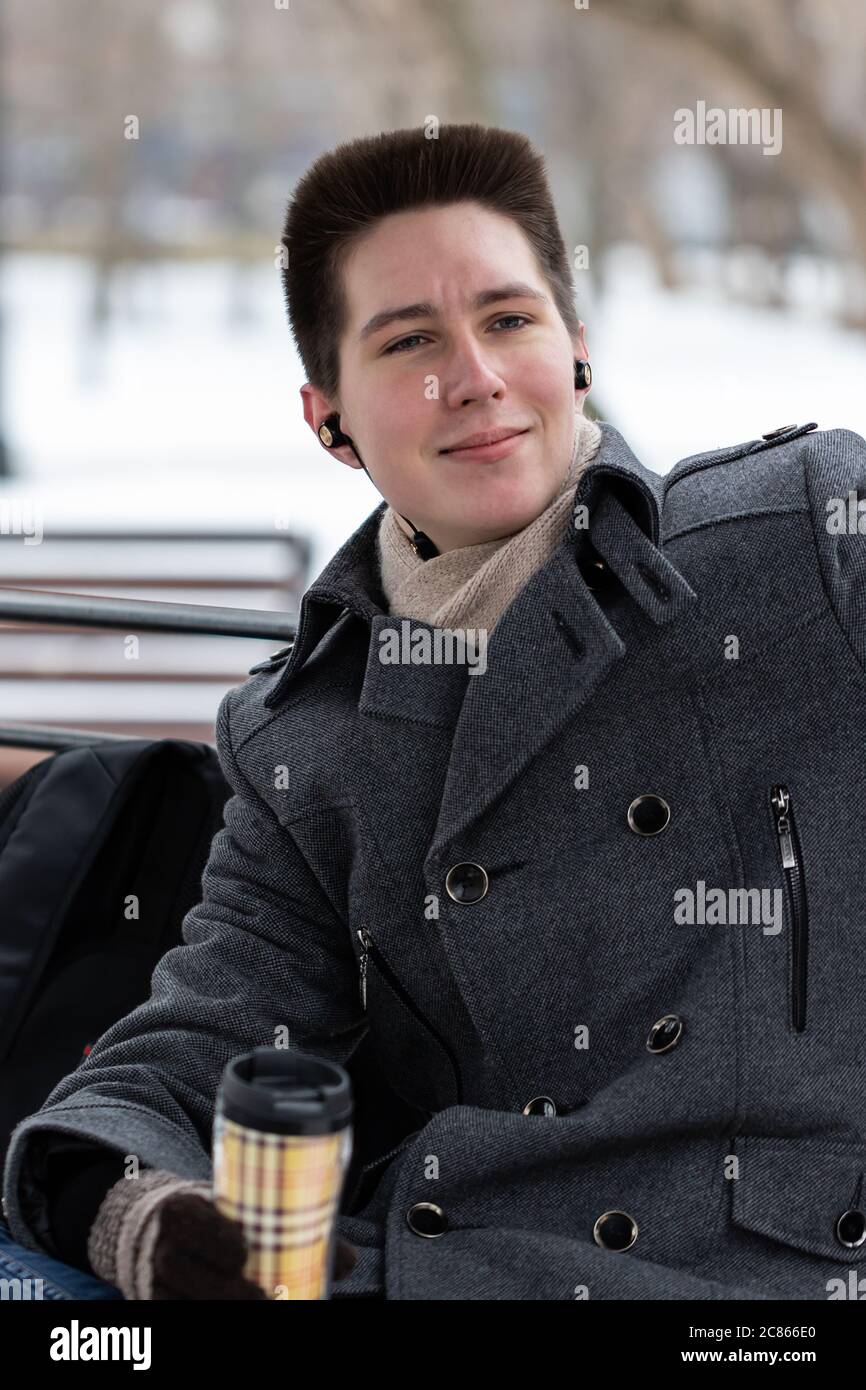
[357,927,463,1102]
[770,784,809,1033]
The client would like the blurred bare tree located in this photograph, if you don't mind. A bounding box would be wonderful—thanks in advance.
[3,0,866,336]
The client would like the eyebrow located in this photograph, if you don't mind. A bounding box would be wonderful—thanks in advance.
[358,281,549,343]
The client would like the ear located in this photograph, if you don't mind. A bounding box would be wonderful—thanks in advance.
[300,383,364,471]
[572,318,589,360]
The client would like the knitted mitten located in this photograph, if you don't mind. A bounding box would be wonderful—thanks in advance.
[87,1169,268,1300]
[87,1168,357,1299]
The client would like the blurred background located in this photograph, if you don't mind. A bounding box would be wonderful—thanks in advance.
[2,0,865,782]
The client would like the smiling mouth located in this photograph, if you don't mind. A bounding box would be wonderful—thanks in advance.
[440,429,530,455]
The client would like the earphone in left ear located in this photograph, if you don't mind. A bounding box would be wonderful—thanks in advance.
[574,358,592,390]
[317,414,439,559]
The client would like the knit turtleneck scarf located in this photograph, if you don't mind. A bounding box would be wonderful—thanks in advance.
[376,408,602,635]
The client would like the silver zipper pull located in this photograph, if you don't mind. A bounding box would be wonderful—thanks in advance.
[771,785,796,868]
[357,928,371,1009]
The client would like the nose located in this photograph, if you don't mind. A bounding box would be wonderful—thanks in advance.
[440,332,507,408]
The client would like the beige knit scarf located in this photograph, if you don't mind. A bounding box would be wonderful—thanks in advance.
[376,408,602,634]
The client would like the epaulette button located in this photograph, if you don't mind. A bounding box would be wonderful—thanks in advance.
[247,643,295,676]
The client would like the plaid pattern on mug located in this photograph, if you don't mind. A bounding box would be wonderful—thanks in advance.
[212,1107,352,1300]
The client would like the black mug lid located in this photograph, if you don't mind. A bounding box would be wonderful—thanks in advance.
[217,1047,353,1135]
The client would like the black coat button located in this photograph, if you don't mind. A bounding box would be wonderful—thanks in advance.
[593,1210,638,1251]
[584,558,608,591]
[445,862,489,904]
[761,424,798,440]
[248,643,294,675]
[646,1014,684,1053]
[406,1202,448,1237]
[627,794,671,835]
[522,1095,558,1116]
[835,1208,866,1248]
[577,544,614,594]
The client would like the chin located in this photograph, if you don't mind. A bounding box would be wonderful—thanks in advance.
[482,478,552,532]
[434,472,555,545]
[466,506,541,545]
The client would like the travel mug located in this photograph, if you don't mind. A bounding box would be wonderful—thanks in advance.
[212,1046,353,1300]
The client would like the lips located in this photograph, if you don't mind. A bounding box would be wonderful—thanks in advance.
[440,427,530,454]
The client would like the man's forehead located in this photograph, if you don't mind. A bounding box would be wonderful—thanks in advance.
[344,212,544,322]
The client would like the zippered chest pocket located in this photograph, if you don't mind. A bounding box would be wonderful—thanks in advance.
[770,784,810,1034]
[357,927,463,1105]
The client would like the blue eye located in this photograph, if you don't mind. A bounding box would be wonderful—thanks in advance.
[383,314,531,355]
[384,333,427,355]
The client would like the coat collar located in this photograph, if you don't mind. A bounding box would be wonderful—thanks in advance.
[263,420,666,710]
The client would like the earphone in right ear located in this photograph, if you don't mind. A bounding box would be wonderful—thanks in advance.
[317,414,439,559]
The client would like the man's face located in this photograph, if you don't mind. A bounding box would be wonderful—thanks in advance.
[302,200,589,553]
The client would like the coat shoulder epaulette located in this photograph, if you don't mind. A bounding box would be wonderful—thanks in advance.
[666,421,819,485]
[661,422,821,536]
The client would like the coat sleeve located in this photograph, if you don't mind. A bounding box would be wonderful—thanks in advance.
[1,683,382,1299]
[806,426,866,674]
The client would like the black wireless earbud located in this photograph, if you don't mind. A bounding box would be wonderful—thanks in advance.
[574,358,592,390]
[317,414,439,559]
[316,415,351,451]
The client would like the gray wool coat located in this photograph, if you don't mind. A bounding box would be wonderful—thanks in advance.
[4,418,866,1301]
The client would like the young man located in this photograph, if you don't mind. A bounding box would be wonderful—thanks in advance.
[3,123,866,1301]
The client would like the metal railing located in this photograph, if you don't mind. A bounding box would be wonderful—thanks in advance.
[0,588,297,750]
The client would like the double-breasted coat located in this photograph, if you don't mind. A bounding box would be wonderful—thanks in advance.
[4,418,866,1300]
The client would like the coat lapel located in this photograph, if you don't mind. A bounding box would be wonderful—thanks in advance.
[426,543,628,859]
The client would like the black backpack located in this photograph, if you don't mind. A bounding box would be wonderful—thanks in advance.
[0,736,426,1209]
[0,738,231,1176]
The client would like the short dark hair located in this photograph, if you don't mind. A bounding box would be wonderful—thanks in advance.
[280,122,580,400]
